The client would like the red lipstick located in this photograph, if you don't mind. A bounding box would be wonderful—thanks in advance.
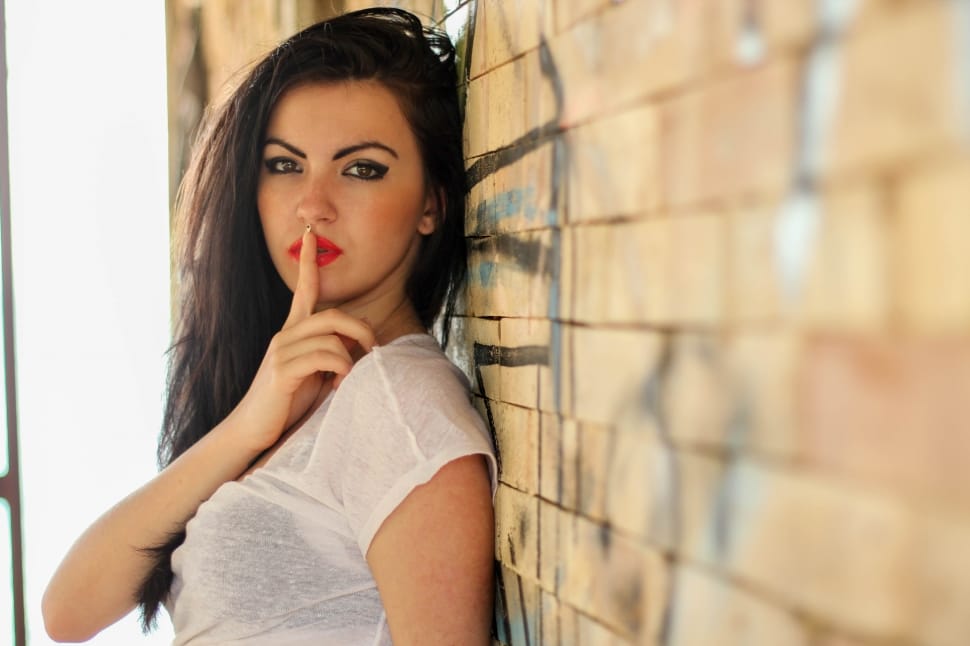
[288,234,343,267]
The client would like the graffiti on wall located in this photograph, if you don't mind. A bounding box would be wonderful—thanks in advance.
[459,14,687,639]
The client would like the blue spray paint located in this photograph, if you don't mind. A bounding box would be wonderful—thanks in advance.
[774,0,858,304]
[473,187,541,232]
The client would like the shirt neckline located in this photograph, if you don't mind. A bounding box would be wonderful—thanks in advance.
[240,332,438,480]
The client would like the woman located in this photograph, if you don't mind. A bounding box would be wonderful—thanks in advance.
[42,8,496,645]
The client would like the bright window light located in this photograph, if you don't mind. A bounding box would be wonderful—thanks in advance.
[5,1,174,643]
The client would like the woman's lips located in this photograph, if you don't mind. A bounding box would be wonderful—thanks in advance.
[288,235,343,267]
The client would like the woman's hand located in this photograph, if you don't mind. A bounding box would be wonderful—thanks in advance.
[231,228,375,451]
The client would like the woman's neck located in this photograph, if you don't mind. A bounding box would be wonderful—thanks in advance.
[366,296,426,345]
[323,293,424,356]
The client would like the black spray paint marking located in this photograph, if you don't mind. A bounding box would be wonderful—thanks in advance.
[462,27,571,646]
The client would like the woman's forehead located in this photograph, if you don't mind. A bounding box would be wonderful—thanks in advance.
[265,80,416,151]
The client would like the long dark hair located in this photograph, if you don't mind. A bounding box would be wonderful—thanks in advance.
[137,8,466,629]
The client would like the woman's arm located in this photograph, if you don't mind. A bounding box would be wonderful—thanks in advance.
[43,231,374,642]
[41,412,266,642]
[367,454,495,646]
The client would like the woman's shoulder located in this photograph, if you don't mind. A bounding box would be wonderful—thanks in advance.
[354,333,471,395]
[335,333,485,438]
[295,332,496,515]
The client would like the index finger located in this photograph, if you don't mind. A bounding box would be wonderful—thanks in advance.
[284,227,319,327]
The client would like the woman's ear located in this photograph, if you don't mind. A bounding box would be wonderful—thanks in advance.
[417,186,445,235]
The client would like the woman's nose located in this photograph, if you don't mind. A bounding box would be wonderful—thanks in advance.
[296,175,337,223]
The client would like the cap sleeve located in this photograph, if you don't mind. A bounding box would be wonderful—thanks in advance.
[327,339,497,555]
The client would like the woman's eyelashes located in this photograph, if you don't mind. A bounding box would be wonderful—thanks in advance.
[262,157,388,181]
[264,157,301,174]
[343,160,388,180]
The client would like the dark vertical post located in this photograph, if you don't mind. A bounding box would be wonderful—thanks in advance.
[0,0,28,643]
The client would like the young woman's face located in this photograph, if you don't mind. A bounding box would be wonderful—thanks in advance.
[257,80,436,311]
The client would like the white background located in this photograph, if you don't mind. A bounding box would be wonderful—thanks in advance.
[5,0,175,643]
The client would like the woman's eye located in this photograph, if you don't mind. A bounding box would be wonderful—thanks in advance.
[344,161,388,180]
[265,158,301,174]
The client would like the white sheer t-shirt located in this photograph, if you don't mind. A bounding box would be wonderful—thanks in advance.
[166,334,497,645]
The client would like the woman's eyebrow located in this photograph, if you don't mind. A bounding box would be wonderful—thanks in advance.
[333,141,399,160]
[264,137,306,159]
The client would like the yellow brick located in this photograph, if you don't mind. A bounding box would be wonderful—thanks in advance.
[464,55,531,157]
[556,597,581,646]
[557,324,576,420]
[798,335,970,509]
[463,73,489,158]
[552,0,611,34]
[799,184,890,330]
[484,230,558,318]
[826,2,966,176]
[404,0,434,21]
[495,484,539,580]
[570,214,726,326]
[539,589,561,644]
[496,563,541,645]
[724,331,802,459]
[343,0,436,19]
[813,636,868,646]
[523,139,561,232]
[550,0,707,125]
[523,47,559,135]
[538,499,562,590]
[557,513,667,640]
[604,428,675,546]
[467,140,559,236]
[517,574,542,646]
[723,459,916,638]
[497,317,542,407]
[639,548,671,646]
[727,200,785,323]
[467,145,510,237]
[560,418,580,511]
[449,315,500,400]
[667,565,810,646]
[569,327,665,426]
[676,450,728,564]
[465,164,490,239]
[469,0,542,77]
[911,512,970,646]
[200,0,283,100]
[578,616,631,646]
[483,58,529,153]
[707,0,815,70]
[538,0,554,41]
[668,213,727,324]
[569,221,662,324]
[566,106,661,222]
[464,237,499,317]
[894,157,970,332]
[663,334,732,448]
[459,280,488,318]
[500,318,563,411]
[576,421,611,523]
[538,412,567,505]
[490,401,539,494]
[660,58,798,207]
[569,212,727,326]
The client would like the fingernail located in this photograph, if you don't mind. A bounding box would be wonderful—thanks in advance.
[305,224,312,233]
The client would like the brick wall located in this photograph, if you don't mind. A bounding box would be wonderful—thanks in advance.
[167,2,970,645]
